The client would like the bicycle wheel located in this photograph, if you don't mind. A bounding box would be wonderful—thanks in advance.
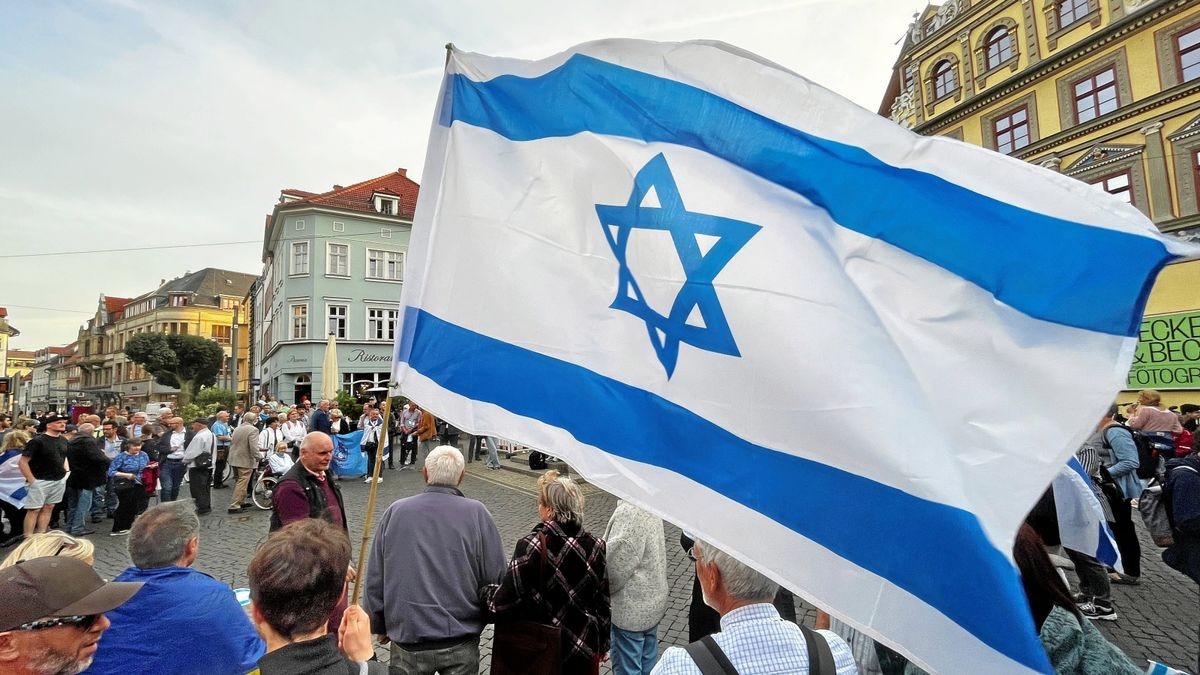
[252,476,278,511]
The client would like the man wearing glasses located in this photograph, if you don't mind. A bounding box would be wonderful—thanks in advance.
[0,556,142,674]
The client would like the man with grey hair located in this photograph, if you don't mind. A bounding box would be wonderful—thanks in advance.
[365,445,506,674]
[227,414,261,514]
[652,541,857,674]
[85,500,265,675]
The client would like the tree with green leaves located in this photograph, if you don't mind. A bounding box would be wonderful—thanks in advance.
[124,333,225,407]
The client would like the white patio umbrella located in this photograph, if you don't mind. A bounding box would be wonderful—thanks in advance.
[321,332,340,401]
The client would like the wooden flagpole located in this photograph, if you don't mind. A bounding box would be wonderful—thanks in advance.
[351,396,392,605]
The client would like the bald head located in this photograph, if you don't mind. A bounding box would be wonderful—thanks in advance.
[299,432,334,473]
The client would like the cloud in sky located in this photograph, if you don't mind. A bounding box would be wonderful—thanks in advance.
[0,0,922,349]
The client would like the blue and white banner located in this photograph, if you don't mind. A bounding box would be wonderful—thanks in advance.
[1053,457,1122,572]
[392,40,1195,674]
[331,430,367,477]
[0,449,28,509]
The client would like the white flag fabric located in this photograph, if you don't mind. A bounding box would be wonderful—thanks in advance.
[392,39,1195,674]
[1053,457,1121,572]
[0,449,28,509]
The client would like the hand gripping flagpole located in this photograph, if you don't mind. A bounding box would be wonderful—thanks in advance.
[351,396,392,606]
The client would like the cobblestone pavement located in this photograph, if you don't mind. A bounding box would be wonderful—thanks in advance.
[73,455,1197,674]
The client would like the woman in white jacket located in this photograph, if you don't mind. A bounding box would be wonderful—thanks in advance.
[603,500,668,675]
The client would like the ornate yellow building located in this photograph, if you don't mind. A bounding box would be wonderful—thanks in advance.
[880,0,1200,404]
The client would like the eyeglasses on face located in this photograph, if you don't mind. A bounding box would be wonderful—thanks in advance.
[15,614,99,632]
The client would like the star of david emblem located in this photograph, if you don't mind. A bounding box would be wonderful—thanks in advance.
[596,154,761,378]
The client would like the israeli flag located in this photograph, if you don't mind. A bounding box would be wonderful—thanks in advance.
[0,449,28,509]
[1053,457,1121,572]
[392,39,1196,674]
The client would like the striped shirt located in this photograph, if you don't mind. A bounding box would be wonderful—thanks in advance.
[651,604,858,675]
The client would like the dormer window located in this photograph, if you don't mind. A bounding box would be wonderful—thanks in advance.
[169,293,190,307]
[372,191,400,215]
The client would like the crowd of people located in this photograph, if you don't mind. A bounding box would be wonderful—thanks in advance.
[0,389,1198,674]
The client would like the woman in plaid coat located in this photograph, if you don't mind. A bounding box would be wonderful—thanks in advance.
[484,470,611,674]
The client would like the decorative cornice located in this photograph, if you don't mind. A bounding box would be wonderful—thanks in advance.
[915,0,1189,134]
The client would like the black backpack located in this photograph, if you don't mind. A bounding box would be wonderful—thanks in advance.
[1103,424,1159,480]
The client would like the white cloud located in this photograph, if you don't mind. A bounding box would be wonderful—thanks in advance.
[0,0,922,349]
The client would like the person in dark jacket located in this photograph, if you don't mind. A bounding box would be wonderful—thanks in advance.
[269,431,350,633]
[64,422,110,536]
[250,519,388,675]
[1164,453,1200,672]
[484,470,610,675]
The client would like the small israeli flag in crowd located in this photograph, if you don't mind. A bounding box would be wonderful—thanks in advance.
[1053,457,1122,572]
[393,39,1197,674]
[0,449,27,509]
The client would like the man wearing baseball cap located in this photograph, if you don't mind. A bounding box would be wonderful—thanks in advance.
[19,413,71,536]
[0,556,142,674]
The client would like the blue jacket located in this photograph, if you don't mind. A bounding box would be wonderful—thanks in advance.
[1101,425,1144,501]
[85,566,264,675]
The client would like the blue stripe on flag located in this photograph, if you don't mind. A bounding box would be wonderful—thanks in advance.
[401,306,1051,672]
[445,54,1172,337]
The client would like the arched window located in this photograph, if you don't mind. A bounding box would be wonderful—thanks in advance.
[985,27,1014,69]
[934,61,958,98]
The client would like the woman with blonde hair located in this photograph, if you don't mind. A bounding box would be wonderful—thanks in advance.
[0,430,31,546]
[0,530,95,569]
[485,470,610,675]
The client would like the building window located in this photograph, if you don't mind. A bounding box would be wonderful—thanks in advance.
[903,69,915,90]
[380,200,394,215]
[367,249,404,281]
[934,61,957,99]
[381,227,392,239]
[985,27,1014,70]
[367,307,399,341]
[333,221,345,232]
[291,241,309,275]
[327,243,349,276]
[1057,0,1090,28]
[993,107,1030,154]
[290,304,308,340]
[169,294,190,307]
[328,304,347,339]
[1181,26,1200,83]
[1092,172,1132,203]
[212,325,232,344]
[295,219,305,231]
[1073,67,1118,123]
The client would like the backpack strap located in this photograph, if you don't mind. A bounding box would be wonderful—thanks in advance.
[799,625,836,675]
[683,635,740,675]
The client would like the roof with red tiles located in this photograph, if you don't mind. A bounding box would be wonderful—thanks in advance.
[104,296,131,318]
[7,350,35,360]
[275,168,419,220]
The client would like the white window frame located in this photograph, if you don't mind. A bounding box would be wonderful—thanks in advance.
[290,241,310,276]
[326,303,348,339]
[332,221,345,232]
[381,227,392,239]
[326,241,351,278]
[289,302,308,340]
[365,248,404,282]
[365,305,399,341]
[295,219,305,231]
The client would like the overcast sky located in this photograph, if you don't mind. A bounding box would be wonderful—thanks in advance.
[0,0,924,350]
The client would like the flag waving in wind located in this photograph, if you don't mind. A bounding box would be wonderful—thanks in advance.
[393,40,1196,674]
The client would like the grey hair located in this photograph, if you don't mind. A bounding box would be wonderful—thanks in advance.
[76,422,95,436]
[537,471,584,525]
[241,414,257,426]
[129,500,200,569]
[694,540,778,601]
[424,445,465,486]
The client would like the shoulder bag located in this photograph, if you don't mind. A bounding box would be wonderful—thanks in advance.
[683,622,835,675]
[490,531,562,675]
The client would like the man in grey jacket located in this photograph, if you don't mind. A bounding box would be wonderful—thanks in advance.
[365,445,506,675]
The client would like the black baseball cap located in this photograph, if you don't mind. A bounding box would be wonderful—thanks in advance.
[0,557,142,631]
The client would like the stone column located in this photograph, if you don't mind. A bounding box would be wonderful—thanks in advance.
[959,31,975,97]
[1141,122,1174,222]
